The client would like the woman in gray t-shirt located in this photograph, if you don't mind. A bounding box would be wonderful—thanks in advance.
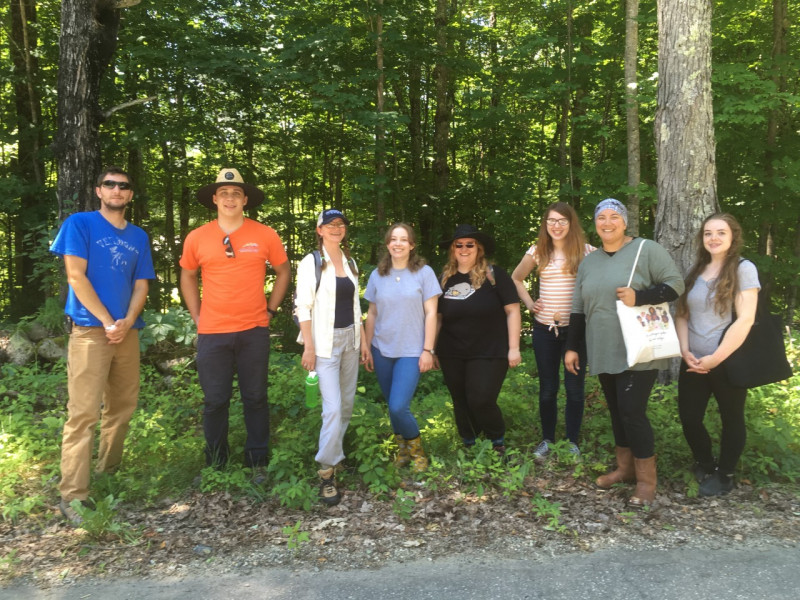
[676,213,759,497]
[364,223,442,473]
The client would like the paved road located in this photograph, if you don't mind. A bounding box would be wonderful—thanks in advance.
[3,543,797,599]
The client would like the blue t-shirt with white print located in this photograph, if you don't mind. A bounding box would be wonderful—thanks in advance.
[50,211,155,328]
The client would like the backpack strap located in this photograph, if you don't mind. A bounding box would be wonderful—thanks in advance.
[312,250,323,292]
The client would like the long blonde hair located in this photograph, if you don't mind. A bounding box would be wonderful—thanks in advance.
[534,202,586,275]
[440,241,490,288]
[677,213,744,317]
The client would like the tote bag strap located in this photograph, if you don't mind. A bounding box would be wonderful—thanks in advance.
[625,239,647,288]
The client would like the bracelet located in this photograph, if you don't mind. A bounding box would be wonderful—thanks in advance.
[267,308,278,317]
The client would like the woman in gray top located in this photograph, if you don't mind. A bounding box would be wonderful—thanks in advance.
[675,214,759,496]
[364,223,441,473]
[565,199,684,508]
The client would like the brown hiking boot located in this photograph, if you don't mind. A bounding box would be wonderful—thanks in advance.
[318,468,341,506]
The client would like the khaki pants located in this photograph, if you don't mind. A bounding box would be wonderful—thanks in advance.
[60,326,140,502]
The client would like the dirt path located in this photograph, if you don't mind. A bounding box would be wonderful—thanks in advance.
[2,474,798,591]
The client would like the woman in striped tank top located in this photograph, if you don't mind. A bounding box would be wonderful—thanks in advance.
[512,202,595,459]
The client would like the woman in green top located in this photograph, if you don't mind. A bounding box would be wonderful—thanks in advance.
[565,199,684,508]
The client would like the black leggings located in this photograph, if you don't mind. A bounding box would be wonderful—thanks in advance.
[439,356,508,444]
[597,370,658,458]
[678,362,747,473]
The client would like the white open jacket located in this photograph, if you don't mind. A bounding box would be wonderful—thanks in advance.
[294,247,362,358]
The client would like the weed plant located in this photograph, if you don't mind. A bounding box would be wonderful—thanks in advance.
[0,336,798,526]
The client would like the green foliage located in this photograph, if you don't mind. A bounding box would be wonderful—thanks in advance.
[392,488,416,520]
[282,520,310,551]
[139,307,197,354]
[71,495,139,543]
[0,342,797,526]
[530,493,568,533]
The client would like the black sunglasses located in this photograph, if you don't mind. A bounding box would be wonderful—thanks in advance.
[454,243,476,249]
[100,180,132,190]
[223,235,235,258]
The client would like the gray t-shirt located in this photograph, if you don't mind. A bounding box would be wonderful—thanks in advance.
[365,264,442,357]
[686,260,760,358]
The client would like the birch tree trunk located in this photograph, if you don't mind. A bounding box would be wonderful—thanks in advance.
[432,0,451,195]
[54,0,120,219]
[654,0,718,276]
[625,0,641,237]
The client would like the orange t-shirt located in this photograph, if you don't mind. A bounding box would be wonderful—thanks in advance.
[180,218,288,334]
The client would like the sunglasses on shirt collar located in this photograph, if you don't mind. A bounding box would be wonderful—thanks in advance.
[223,235,235,258]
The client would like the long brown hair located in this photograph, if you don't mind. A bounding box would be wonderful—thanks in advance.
[677,213,744,317]
[440,241,490,288]
[533,202,586,275]
[377,223,427,276]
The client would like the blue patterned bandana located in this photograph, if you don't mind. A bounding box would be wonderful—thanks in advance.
[594,198,628,226]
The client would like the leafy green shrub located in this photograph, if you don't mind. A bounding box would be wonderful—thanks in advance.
[139,306,197,355]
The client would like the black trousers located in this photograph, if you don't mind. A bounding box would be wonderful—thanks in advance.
[597,369,658,458]
[439,356,508,444]
[196,326,271,467]
[678,361,747,473]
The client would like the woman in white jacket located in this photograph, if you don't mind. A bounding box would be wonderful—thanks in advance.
[294,209,369,506]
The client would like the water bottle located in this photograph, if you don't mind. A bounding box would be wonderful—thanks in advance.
[305,371,320,408]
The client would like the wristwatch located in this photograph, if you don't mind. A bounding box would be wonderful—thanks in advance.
[267,307,278,317]
[423,348,436,355]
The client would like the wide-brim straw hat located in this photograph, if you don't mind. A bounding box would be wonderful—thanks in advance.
[196,168,265,210]
[439,224,496,256]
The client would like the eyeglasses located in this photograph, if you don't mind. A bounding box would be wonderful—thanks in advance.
[323,222,346,229]
[101,180,132,190]
[454,243,476,249]
[223,235,235,258]
[546,218,569,227]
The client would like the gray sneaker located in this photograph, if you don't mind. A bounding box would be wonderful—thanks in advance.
[59,499,84,527]
[567,442,581,458]
[533,440,551,461]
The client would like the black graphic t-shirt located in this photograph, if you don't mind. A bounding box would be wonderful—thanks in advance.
[436,265,519,359]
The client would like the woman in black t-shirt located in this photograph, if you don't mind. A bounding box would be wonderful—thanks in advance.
[436,224,522,455]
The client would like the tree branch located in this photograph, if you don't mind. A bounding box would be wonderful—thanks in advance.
[103,96,157,119]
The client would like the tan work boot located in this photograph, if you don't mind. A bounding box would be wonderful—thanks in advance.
[595,446,635,488]
[394,434,411,468]
[628,456,657,508]
[406,436,428,473]
[318,468,341,506]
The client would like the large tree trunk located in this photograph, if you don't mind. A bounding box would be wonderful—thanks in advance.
[10,0,46,317]
[374,0,386,227]
[625,0,641,237]
[654,0,718,276]
[760,0,788,305]
[54,0,121,219]
[432,0,451,195]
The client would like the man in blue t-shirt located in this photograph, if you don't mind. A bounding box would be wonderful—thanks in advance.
[50,166,155,526]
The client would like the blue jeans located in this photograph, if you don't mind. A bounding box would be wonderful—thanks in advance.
[196,326,271,467]
[371,346,421,439]
[532,323,586,444]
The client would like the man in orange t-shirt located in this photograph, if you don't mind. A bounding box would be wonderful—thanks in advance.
[180,168,290,475]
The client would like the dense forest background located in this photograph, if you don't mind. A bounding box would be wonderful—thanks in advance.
[1,0,798,327]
